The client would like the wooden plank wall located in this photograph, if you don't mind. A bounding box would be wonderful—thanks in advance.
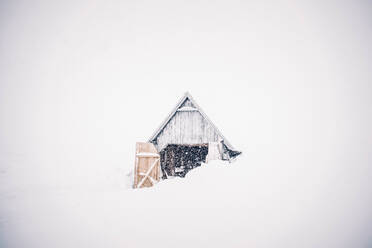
[154,99,221,151]
[133,142,161,188]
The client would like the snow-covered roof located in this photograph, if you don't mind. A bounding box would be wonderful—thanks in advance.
[148,92,239,153]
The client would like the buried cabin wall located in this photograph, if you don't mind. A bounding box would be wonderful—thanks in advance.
[154,110,221,152]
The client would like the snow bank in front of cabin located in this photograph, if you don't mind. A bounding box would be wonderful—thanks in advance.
[1,158,370,248]
[155,160,234,189]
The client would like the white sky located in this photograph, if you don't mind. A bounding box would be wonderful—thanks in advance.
[1,1,372,247]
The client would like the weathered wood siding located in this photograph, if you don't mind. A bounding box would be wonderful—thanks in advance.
[153,100,221,151]
[133,142,161,188]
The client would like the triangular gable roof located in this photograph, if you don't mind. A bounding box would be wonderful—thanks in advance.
[148,92,237,151]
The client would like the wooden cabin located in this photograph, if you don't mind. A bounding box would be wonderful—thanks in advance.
[133,92,241,188]
[150,92,241,177]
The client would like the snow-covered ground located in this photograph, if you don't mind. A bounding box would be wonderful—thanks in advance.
[1,155,371,248]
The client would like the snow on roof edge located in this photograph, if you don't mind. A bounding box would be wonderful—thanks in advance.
[148,92,239,152]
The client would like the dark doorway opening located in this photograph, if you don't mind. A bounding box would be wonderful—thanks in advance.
[160,144,208,178]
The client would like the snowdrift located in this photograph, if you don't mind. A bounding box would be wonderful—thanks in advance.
[2,157,370,248]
